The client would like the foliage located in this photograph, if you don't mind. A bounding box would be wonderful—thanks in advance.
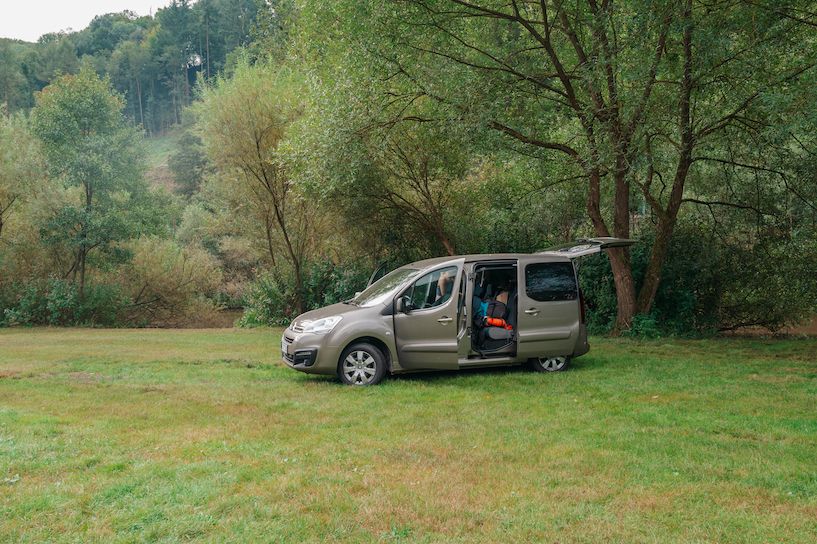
[168,129,208,196]
[0,111,43,239]
[0,1,264,133]
[0,237,222,328]
[117,237,223,326]
[31,67,148,297]
[296,0,817,330]
[580,223,817,336]
[239,260,369,327]
[238,272,292,327]
[194,59,321,313]
[0,279,128,327]
[2,1,817,333]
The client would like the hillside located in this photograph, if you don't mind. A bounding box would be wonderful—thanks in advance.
[143,130,182,192]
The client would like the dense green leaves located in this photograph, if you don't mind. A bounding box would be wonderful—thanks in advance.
[2,1,816,332]
[0,0,267,133]
[0,112,43,240]
[30,68,149,297]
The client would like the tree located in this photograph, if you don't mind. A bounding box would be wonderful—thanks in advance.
[299,99,472,256]
[0,42,28,113]
[0,111,43,239]
[169,128,209,195]
[109,39,150,127]
[34,33,80,84]
[301,0,817,331]
[31,67,145,298]
[194,60,314,313]
[118,237,222,325]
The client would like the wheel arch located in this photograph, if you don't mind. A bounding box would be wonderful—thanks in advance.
[338,336,393,373]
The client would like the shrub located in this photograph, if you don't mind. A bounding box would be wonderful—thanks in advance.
[621,314,662,339]
[239,260,370,327]
[579,223,817,336]
[238,273,293,327]
[117,237,223,326]
[1,279,128,327]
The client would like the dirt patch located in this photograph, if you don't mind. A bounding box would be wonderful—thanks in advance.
[151,309,243,329]
[748,373,808,384]
[66,372,105,384]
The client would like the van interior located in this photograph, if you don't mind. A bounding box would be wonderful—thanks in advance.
[470,263,517,357]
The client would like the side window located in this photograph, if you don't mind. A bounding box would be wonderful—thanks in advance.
[525,262,577,302]
[407,266,458,310]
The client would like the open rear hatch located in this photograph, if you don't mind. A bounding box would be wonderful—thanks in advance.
[541,237,636,258]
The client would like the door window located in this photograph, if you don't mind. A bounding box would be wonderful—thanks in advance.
[406,266,458,310]
[525,262,577,301]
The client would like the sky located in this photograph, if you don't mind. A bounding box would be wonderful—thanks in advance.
[0,1,173,42]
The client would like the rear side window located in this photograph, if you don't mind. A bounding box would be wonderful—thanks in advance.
[525,262,577,302]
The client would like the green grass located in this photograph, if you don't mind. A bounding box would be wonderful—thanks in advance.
[143,130,183,170]
[142,130,183,191]
[1,328,816,543]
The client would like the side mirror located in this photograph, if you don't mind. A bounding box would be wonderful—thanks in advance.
[395,296,412,313]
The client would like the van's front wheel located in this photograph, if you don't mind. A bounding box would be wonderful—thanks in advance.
[339,343,387,386]
[530,356,569,372]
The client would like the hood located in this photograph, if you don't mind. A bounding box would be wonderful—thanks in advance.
[290,302,362,329]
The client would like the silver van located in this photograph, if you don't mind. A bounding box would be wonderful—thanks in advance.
[281,238,633,385]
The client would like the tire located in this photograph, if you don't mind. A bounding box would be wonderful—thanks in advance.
[338,343,387,386]
[529,356,570,373]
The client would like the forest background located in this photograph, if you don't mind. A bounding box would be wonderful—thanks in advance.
[1,0,815,336]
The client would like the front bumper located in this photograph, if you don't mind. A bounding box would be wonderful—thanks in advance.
[281,328,341,375]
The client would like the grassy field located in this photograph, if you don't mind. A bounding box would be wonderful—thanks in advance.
[1,328,816,543]
[142,130,183,192]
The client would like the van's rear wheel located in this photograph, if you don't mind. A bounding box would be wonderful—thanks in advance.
[530,356,569,372]
[339,343,386,386]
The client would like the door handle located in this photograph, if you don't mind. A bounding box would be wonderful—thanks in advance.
[437,316,453,324]
[524,308,540,316]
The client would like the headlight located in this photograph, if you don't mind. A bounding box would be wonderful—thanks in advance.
[300,315,343,334]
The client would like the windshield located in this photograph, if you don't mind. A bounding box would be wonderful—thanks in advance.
[351,267,419,307]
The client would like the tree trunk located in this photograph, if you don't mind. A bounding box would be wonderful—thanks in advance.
[636,219,672,314]
[263,209,277,267]
[135,78,144,129]
[78,180,93,300]
[272,201,305,315]
[636,0,694,316]
[608,247,637,332]
[439,233,455,256]
[205,15,211,79]
[78,248,87,300]
[585,169,637,331]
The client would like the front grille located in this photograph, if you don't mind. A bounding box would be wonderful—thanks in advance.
[284,334,295,343]
[283,351,294,363]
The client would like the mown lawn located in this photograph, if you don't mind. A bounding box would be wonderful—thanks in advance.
[1,328,816,543]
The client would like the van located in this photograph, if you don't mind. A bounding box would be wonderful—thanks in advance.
[281,238,634,385]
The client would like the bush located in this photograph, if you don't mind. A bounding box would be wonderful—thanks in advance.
[621,314,662,339]
[579,223,817,336]
[238,273,294,327]
[1,279,128,327]
[239,260,370,327]
[117,237,223,326]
